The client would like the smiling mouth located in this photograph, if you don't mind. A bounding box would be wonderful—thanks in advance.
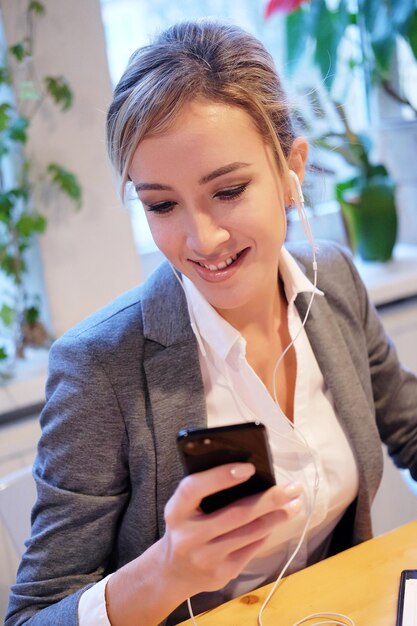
[193,249,246,271]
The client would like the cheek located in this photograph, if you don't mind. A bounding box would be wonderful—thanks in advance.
[145,216,181,258]
[261,197,287,241]
[279,204,287,236]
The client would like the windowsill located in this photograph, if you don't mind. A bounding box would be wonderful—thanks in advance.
[0,348,48,421]
[1,237,417,421]
[354,243,417,306]
[287,203,417,306]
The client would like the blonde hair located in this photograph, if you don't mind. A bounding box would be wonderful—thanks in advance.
[106,19,295,197]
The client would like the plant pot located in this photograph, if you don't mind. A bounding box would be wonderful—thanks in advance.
[336,177,397,262]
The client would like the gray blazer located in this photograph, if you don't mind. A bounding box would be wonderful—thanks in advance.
[6,242,417,626]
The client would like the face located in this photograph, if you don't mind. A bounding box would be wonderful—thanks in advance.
[129,100,289,317]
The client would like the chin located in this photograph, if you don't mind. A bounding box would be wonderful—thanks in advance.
[202,290,250,314]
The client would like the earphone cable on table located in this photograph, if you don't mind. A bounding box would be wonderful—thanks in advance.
[291,613,355,626]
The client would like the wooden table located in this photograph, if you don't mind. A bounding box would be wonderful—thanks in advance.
[178,520,417,625]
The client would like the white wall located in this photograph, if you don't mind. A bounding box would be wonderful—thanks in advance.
[1,0,141,337]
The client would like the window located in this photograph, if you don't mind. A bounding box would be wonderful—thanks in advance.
[99,1,417,267]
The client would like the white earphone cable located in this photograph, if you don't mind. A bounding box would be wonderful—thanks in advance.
[170,173,354,626]
[257,175,354,626]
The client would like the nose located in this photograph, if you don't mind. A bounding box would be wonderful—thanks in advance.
[185,209,230,257]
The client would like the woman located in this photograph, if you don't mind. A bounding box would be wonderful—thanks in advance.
[6,19,417,626]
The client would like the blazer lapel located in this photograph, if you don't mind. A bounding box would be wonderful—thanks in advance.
[140,263,207,536]
[296,292,383,505]
[144,342,206,536]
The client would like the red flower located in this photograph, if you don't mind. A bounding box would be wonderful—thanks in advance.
[265,0,306,17]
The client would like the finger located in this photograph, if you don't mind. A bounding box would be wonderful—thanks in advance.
[209,508,287,551]
[165,463,256,522]
[225,537,271,577]
[206,482,303,536]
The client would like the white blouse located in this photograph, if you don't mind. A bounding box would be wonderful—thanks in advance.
[78,247,359,623]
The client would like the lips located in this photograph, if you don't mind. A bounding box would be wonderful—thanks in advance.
[189,248,249,283]
[195,252,239,271]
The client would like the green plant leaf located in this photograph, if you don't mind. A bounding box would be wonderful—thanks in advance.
[0,304,15,327]
[406,9,417,60]
[313,0,349,89]
[44,76,73,111]
[24,305,40,325]
[9,42,27,62]
[0,66,12,85]
[0,193,15,221]
[47,163,82,207]
[362,0,380,33]
[0,103,12,131]
[0,188,31,224]
[371,35,396,78]
[285,7,310,75]
[9,186,30,202]
[0,143,9,158]
[15,213,47,237]
[1,254,25,281]
[0,346,8,361]
[18,242,29,254]
[7,116,29,143]
[368,1,397,78]
[28,1,46,15]
[390,0,415,35]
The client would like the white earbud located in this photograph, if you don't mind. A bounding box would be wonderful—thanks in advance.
[289,169,305,205]
[287,169,318,275]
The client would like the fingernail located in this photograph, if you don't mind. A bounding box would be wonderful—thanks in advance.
[284,482,303,497]
[286,497,302,513]
[230,463,256,479]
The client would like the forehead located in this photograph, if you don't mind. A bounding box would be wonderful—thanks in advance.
[130,100,268,178]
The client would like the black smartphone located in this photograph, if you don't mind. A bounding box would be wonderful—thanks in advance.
[176,421,276,513]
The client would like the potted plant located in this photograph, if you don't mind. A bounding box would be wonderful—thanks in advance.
[265,0,417,113]
[0,0,82,378]
[265,0,417,260]
[315,102,397,261]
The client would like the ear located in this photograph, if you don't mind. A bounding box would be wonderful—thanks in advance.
[287,137,308,183]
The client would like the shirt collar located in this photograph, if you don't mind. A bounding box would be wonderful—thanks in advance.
[182,246,323,361]
[279,246,323,305]
[182,273,241,360]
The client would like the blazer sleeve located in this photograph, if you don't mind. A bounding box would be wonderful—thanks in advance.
[338,247,417,480]
[5,332,131,626]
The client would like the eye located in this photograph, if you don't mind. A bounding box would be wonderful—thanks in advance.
[214,182,249,202]
[144,200,176,215]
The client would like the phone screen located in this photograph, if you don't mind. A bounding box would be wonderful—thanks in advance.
[396,570,417,626]
[177,421,276,513]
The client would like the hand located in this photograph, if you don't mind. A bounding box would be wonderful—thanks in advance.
[159,462,303,598]
[106,463,303,626]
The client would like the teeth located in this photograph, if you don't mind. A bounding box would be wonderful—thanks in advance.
[198,253,238,271]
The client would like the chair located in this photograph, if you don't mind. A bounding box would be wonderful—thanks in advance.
[0,465,36,556]
[0,465,37,623]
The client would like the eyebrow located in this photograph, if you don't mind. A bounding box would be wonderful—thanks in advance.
[134,182,172,192]
[198,161,251,184]
[134,161,251,193]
